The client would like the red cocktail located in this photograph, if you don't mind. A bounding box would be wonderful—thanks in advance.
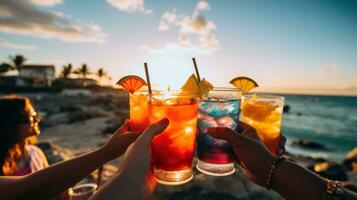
[150,92,198,185]
[129,91,149,131]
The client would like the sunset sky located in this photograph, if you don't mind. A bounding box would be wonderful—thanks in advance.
[0,0,356,95]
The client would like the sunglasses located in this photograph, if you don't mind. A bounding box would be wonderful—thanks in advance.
[20,113,41,124]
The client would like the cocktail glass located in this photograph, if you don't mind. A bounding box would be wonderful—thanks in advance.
[149,92,198,185]
[129,89,149,131]
[240,94,284,155]
[196,88,242,176]
[68,183,97,200]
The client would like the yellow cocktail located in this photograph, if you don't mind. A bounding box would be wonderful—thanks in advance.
[240,94,284,155]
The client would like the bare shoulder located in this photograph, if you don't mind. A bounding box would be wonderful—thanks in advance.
[26,144,45,155]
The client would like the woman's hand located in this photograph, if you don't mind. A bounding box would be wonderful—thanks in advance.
[207,121,276,186]
[208,125,357,200]
[92,118,169,200]
[278,134,286,156]
[118,118,169,184]
[100,119,142,160]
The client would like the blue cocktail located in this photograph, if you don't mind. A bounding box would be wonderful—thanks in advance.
[196,88,241,176]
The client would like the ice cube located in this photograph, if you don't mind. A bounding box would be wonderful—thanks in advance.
[212,139,228,146]
[200,101,239,117]
[222,101,239,116]
[202,103,225,117]
[216,116,237,130]
[198,113,218,132]
[199,101,212,114]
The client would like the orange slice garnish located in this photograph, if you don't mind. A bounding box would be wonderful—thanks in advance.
[229,76,258,95]
[242,100,277,121]
[116,75,146,93]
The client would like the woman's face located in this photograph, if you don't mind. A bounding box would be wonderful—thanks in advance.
[18,103,41,139]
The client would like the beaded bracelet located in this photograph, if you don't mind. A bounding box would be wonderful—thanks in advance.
[322,179,344,200]
[265,156,285,190]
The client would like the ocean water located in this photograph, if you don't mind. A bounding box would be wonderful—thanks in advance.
[281,94,357,162]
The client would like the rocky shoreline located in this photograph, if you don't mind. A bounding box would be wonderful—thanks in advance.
[22,90,356,199]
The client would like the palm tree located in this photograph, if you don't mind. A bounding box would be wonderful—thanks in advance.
[97,68,110,79]
[0,62,12,74]
[97,68,105,79]
[0,54,27,74]
[9,54,27,71]
[60,63,73,78]
[74,63,90,78]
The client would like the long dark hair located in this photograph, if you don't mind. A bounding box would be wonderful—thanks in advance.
[0,95,34,175]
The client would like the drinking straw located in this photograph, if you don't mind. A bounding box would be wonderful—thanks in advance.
[192,57,201,82]
[144,62,152,94]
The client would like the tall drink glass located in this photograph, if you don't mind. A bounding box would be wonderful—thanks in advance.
[149,92,198,185]
[240,94,284,155]
[68,183,97,200]
[196,88,242,176]
[129,89,149,131]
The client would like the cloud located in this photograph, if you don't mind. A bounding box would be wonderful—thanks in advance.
[178,33,192,46]
[0,0,106,43]
[180,15,216,35]
[107,0,152,14]
[159,21,170,31]
[155,1,219,54]
[199,33,219,48]
[322,64,338,72]
[196,1,210,11]
[30,0,62,6]
[159,10,177,31]
[0,38,37,50]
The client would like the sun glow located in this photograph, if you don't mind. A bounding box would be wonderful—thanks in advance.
[144,54,197,90]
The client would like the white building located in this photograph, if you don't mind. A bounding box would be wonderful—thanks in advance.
[19,65,55,87]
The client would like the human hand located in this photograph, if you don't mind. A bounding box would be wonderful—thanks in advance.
[118,118,169,177]
[278,134,286,156]
[235,125,286,156]
[100,119,142,160]
[207,121,276,186]
[119,118,169,192]
[93,118,169,200]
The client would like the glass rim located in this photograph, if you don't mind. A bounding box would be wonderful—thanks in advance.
[242,94,285,101]
[210,87,242,92]
[133,84,167,92]
[148,91,198,97]
[68,183,97,196]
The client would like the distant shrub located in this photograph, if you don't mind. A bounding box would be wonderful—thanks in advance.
[67,109,109,124]
[59,105,81,112]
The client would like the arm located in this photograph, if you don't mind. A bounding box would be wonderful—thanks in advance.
[0,148,111,200]
[92,118,169,200]
[0,120,141,200]
[272,159,356,200]
[207,123,357,200]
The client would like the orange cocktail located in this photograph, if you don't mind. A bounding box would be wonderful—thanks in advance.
[150,92,198,185]
[129,91,149,131]
[240,94,284,155]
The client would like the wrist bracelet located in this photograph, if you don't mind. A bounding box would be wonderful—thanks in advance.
[322,179,344,200]
[265,156,285,190]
